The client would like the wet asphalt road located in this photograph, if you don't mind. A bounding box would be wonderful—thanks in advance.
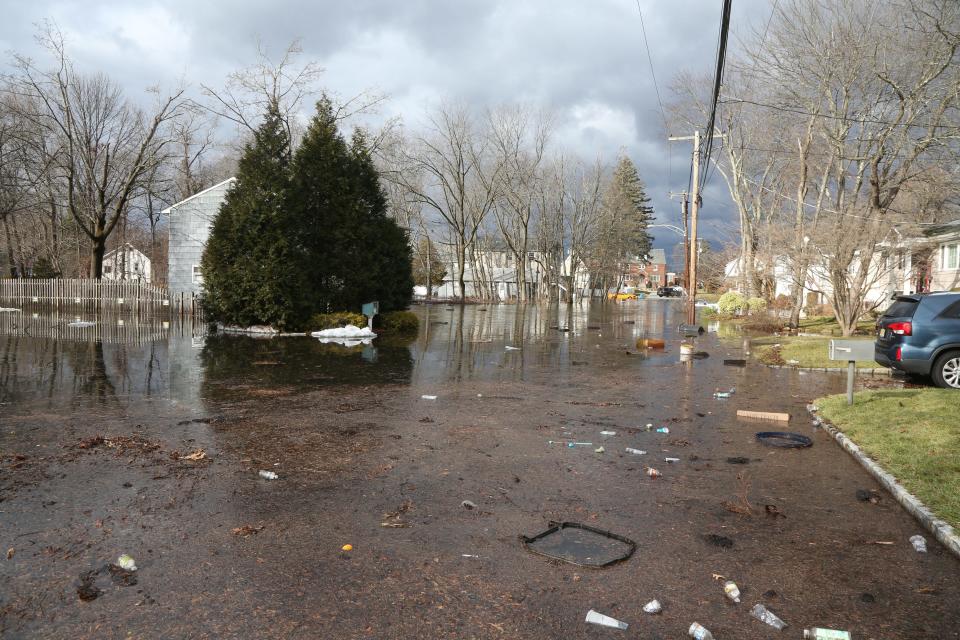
[1,301,958,639]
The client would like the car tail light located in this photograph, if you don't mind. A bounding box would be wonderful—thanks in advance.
[888,321,912,336]
[895,346,902,361]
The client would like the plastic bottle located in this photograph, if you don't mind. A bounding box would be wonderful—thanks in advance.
[625,448,647,455]
[802,629,851,640]
[689,622,715,640]
[642,599,662,614]
[750,603,787,630]
[723,580,741,603]
[910,534,927,553]
[656,427,670,434]
[258,470,279,480]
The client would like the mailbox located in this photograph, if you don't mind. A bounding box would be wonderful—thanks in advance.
[362,301,379,318]
[828,339,877,406]
[828,339,875,362]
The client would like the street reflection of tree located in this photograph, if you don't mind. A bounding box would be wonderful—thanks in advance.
[73,341,117,409]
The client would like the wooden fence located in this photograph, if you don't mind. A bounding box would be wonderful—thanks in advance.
[0,278,175,312]
[0,309,174,345]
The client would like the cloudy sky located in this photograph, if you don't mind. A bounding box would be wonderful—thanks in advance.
[1,0,774,264]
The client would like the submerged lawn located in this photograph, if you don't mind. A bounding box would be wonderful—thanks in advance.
[818,389,960,529]
[753,336,877,369]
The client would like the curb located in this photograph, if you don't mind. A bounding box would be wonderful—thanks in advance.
[761,363,893,375]
[807,404,960,559]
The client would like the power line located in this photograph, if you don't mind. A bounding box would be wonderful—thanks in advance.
[635,1,672,185]
[720,97,959,130]
[699,0,734,193]
[636,1,669,133]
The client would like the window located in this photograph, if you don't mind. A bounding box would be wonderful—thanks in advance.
[104,265,112,275]
[942,243,959,270]
[192,265,203,283]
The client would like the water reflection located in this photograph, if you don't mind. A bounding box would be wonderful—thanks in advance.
[0,300,691,412]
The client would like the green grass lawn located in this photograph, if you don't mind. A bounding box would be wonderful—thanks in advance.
[818,389,960,529]
[752,336,877,369]
[798,315,876,335]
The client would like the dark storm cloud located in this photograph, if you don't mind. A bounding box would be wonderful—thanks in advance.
[1,0,774,265]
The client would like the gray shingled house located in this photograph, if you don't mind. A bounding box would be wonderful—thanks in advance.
[162,178,236,309]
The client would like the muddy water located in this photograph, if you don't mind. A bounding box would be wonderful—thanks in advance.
[1,301,958,639]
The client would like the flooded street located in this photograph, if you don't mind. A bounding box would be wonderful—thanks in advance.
[2,301,958,639]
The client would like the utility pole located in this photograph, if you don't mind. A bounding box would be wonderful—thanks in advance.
[669,130,723,325]
[668,190,690,291]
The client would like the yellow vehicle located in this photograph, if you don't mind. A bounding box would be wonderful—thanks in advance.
[608,287,640,301]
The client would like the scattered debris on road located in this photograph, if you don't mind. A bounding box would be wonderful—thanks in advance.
[751,603,788,629]
[755,432,813,448]
[856,489,882,504]
[643,599,662,614]
[585,609,628,630]
[258,470,279,480]
[521,521,636,567]
[738,410,791,422]
[910,535,928,553]
[724,580,742,603]
[689,621,715,639]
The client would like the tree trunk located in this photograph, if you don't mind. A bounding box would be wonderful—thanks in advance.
[456,242,466,302]
[2,216,17,278]
[90,236,106,279]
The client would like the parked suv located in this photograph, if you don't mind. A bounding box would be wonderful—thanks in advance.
[875,292,960,388]
[657,286,683,298]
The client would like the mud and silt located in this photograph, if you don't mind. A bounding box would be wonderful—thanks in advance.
[1,303,958,639]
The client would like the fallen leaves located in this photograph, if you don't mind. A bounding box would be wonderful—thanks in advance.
[231,525,265,537]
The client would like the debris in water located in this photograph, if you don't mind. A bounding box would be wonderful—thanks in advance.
[258,470,279,480]
[739,410,791,422]
[910,535,927,553]
[594,446,605,453]
[116,554,137,571]
[755,431,812,448]
[723,580,741,603]
[585,609,628,630]
[723,359,747,366]
[751,603,787,630]
[803,628,851,640]
[625,448,647,455]
[521,521,636,567]
[656,427,670,434]
[232,525,265,537]
[643,599,662,614]
[646,467,661,478]
[421,395,438,400]
[341,544,353,552]
[461,500,477,510]
[599,430,617,436]
[689,622,715,639]
[704,534,734,549]
[505,346,521,351]
[665,457,680,463]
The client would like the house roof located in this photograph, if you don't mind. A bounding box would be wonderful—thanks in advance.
[923,219,960,240]
[648,248,667,264]
[104,243,149,261]
[160,177,237,214]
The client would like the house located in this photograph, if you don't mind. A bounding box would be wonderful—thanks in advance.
[621,249,668,289]
[162,178,236,305]
[433,248,589,300]
[103,244,151,283]
[921,219,960,292]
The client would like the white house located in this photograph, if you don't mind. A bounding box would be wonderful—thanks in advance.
[102,244,151,283]
[162,177,236,305]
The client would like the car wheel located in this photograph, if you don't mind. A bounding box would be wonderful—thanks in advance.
[931,350,960,389]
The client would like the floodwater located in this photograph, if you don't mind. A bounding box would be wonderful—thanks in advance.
[1,301,958,639]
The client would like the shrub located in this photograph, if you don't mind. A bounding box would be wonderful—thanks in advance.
[718,291,747,315]
[377,310,419,335]
[747,297,767,314]
[701,306,718,319]
[311,311,366,331]
[742,313,784,333]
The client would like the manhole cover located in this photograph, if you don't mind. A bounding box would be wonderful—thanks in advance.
[521,521,636,568]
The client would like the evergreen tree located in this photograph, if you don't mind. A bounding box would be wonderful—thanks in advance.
[604,154,655,262]
[284,98,413,325]
[201,103,296,327]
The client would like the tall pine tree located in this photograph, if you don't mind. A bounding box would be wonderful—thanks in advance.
[283,98,413,326]
[605,154,655,261]
[201,103,296,328]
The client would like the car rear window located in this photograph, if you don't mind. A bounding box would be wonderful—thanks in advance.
[883,298,919,318]
[938,300,960,319]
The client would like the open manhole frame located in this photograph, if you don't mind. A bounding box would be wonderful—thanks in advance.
[520,521,637,568]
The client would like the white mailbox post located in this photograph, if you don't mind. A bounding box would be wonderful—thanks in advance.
[829,339,876,405]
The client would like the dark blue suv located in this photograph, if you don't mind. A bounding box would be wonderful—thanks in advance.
[875,292,960,388]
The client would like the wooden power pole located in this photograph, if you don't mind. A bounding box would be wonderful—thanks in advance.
[669,130,723,325]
